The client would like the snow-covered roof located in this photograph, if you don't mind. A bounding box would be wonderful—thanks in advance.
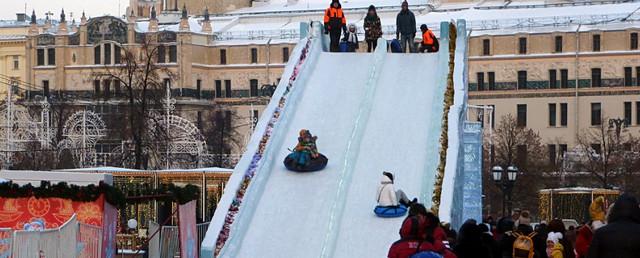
[54,166,142,172]
[539,187,621,193]
[156,167,234,173]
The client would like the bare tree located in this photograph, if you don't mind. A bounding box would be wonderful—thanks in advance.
[483,114,548,217]
[202,107,242,167]
[93,39,174,169]
[574,117,640,189]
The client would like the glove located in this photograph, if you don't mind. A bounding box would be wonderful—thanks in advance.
[324,27,329,34]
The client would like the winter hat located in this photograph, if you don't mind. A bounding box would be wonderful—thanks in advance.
[518,210,532,226]
[420,24,428,30]
[383,171,394,183]
[547,232,563,245]
[368,5,376,12]
[401,1,408,7]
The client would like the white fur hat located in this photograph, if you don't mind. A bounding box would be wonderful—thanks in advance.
[547,232,563,245]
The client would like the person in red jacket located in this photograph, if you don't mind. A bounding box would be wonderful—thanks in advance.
[323,0,347,52]
[575,223,593,258]
[388,215,445,258]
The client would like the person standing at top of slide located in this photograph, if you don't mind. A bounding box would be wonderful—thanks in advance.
[324,0,347,52]
[396,1,417,53]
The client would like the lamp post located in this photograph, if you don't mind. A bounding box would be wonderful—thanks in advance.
[492,165,519,217]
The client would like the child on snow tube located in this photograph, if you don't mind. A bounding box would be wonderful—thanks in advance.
[284,129,328,172]
[374,171,416,217]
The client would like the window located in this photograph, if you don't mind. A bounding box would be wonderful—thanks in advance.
[488,72,495,90]
[94,45,101,64]
[549,70,557,89]
[559,144,567,157]
[197,111,203,130]
[591,68,601,87]
[549,103,557,126]
[114,45,121,64]
[103,80,111,99]
[477,72,485,91]
[637,67,640,86]
[169,45,177,63]
[37,49,45,66]
[104,44,111,65]
[560,69,569,88]
[517,104,527,127]
[13,56,19,70]
[517,71,527,89]
[47,48,55,65]
[548,144,557,166]
[224,80,232,98]
[631,32,638,50]
[250,79,259,97]
[593,34,601,52]
[250,48,258,63]
[157,45,166,63]
[591,102,602,126]
[94,80,101,97]
[591,144,602,154]
[517,144,528,167]
[42,80,49,98]
[625,102,632,126]
[555,36,563,53]
[560,103,568,126]
[283,47,290,62]
[196,79,202,99]
[482,39,490,55]
[489,104,495,129]
[637,102,640,125]
[220,49,227,65]
[625,67,633,86]
[518,37,527,54]
[215,80,222,98]
[114,80,121,97]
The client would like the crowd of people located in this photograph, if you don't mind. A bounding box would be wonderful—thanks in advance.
[386,193,640,258]
[323,0,437,53]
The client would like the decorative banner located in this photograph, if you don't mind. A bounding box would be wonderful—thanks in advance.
[0,195,105,230]
[179,200,198,258]
[0,228,11,258]
[101,203,118,258]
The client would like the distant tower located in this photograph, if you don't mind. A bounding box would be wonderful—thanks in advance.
[179,4,190,31]
[201,7,212,33]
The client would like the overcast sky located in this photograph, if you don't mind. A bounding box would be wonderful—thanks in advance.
[1,0,122,21]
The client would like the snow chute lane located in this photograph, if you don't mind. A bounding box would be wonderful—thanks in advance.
[224,52,376,258]
[206,20,464,258]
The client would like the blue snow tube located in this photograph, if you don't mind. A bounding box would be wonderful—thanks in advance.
[284,153,328,172]
[373,205,408,218]
[390,39,403,53]
[339,41,349,52]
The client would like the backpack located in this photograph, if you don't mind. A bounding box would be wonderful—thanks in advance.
[512,232,537,258]
[409,242,443,258]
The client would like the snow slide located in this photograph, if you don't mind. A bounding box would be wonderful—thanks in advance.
[202,21,466,258]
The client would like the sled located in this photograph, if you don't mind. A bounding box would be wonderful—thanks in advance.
[373,205,408,218]
[390,39,402,53]
[284,153,328,172]
[339,41,349,52]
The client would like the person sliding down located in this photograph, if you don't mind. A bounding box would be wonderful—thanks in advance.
[324,0,347,52]
[284,129,328,172]
[419,24,438,53]
[377,171,416,207]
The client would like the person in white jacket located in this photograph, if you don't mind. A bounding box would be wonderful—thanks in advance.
[376,171,415,207]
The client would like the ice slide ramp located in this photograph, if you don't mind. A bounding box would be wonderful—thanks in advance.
[202,21,468,258]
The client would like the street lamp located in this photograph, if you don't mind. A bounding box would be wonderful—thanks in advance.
[492,165,519,217]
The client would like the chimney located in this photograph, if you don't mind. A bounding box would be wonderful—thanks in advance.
[201,7,212,34]
[16,13,26,22]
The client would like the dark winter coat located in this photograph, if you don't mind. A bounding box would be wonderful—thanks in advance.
[395,10,416,36]
[454,223,492,258]
[481,232,501,258]
[587,194,640,258]
[363,15,382,41]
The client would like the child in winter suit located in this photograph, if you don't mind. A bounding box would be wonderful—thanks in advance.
[547,232,565,258]
[345,24,359,52]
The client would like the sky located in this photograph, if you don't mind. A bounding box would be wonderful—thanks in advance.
[1,0,123,21]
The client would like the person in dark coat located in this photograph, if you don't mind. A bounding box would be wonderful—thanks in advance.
[363,5,382,52]
[587,194,640,258]
[454,220,492,258]
[395,1,416,53]
[323,0,347,52]
[479,223,501,258]
[496,217,515,258]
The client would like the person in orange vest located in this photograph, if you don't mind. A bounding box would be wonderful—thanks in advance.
[419,24,438,53]
[324,0,347,52]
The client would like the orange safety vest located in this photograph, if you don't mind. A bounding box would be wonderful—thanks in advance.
[422,30,435,45]
[324,7,346,26]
